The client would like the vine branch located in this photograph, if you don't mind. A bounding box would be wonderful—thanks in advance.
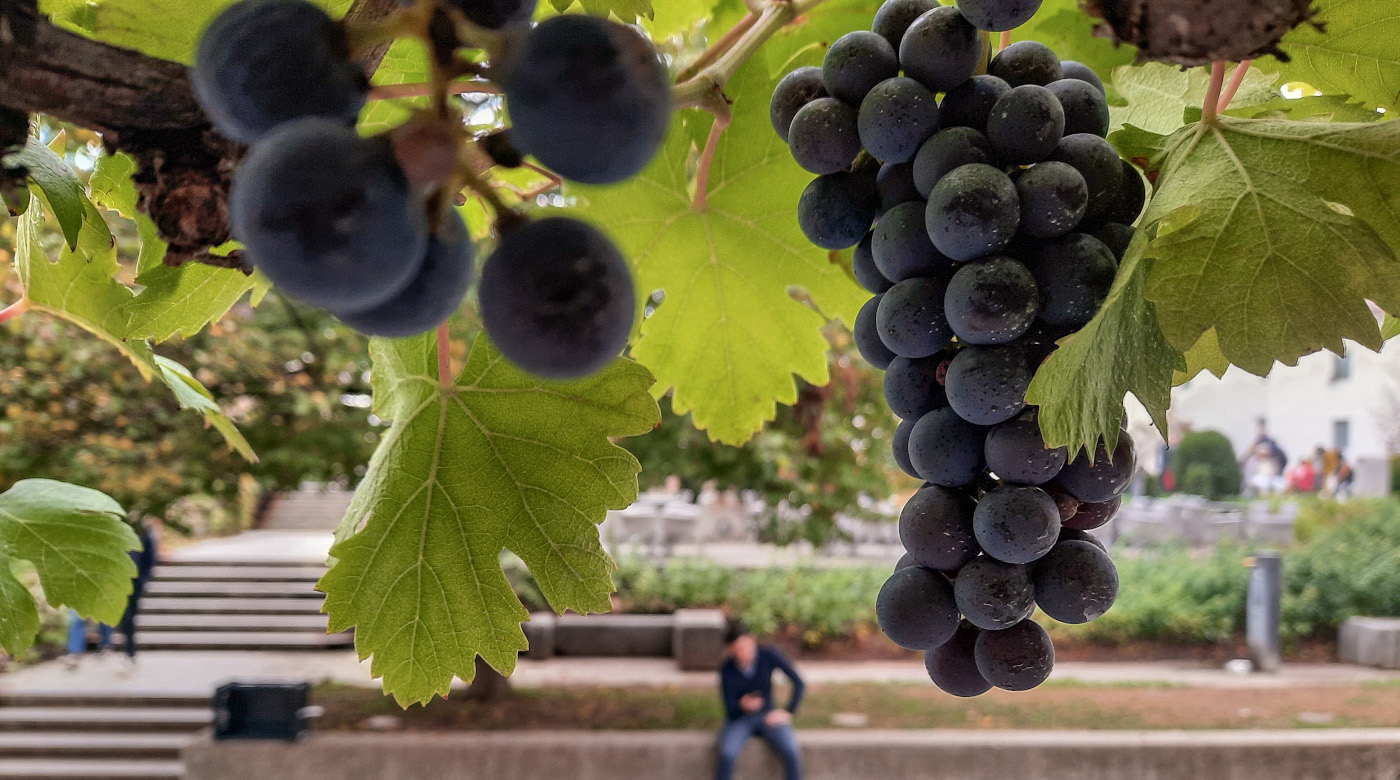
[0,297,30,324]
[676,12,759,84]
[1201,61,1227,124]
[673,0,830,112]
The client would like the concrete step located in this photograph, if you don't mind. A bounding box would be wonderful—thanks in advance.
[150,565,325,582]
[0,692,207,709]
[144,581,322,598]
[135,613,330,632]
[0,732,190,758]
[0,708,210,732]
[0,759,183,780]
[158,559,320,568]
[140,597,324,615]
[118,631,352,650]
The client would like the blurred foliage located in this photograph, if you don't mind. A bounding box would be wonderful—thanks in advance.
[621,324,914,545]
[1170,430,1242,499]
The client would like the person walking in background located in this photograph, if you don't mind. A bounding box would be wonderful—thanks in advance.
[1334,453,1356,499]
[116,519,160,664]
[1287,456,1317,493]
[715,620,804,780]
[63,609,113,667]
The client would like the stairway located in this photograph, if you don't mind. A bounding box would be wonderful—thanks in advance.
[0,691,209,779]
[258,489,354,531]
[130,560,352,651]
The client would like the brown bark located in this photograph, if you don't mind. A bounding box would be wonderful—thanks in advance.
[0,0,400,269]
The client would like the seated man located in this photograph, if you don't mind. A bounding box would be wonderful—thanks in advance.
[716,621,804,780]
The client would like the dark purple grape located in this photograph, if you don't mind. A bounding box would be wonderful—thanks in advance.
[1049,134,1123,219]
[986,84,1065,165]
[1033,540,1119,624]
[1064,495,1120,531]
[975,619,1054,691]
[823,31,900,106]
[877,566,960,650]
[877,277,954,358]
[884,353,952,420]
[873,201,958,283]
[984,407,1068,485]
[877,162,923,215]
[770,66,828,142]
[988,40,1062,87]
[973,485,1060,564]
[1054,435,1136,503]
[938,75,1012,135]
[944,257,1039,345]
[873,0,940,50]
[899,484,980,571]
[855,294,897,370]
[1047,78,1111,138]
[788,97,863,175]
[925,163,1021,262]
[944,345,1031,426]
[893,417,920,478]
[853,232,894,293]
[899,7,984,93]
[912,127,996,198]
[909,407,988,487]
[954,555,1036,630]
[925,624,992,697]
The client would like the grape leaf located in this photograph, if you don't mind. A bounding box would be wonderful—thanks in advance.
[570,55,866,444]
[1111,62,1279,135]
[40,0,353,64]
[1174,328,1231,384]
[0,479,138,656]
[359,38,431,137]
[642,0,717,38]
[1226,94,1385,123]
[760,0,881,77]
[318,329,659,705]
[1262,0,1400,112]
[123,264,268,342]
[88,151,167,272]
[1026,227,1182,457]
[546,0,654,25]
[8,138,88,250]
[153,356,257,462]
[1135,117,1400,374]
[1012,0,1135,83]
[1384,314,1400,340]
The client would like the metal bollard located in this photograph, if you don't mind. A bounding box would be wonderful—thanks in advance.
[1245,551,1282,672]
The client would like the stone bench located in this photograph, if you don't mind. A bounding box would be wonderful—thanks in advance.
[521,609,726,670]
[183,729,1400,780]
[1340,616,1400,669]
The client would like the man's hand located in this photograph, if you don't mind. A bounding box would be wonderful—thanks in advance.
[739,693,764,713]
[764,709,792,727]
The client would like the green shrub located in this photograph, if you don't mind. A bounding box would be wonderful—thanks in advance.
[1171,431,1242,499]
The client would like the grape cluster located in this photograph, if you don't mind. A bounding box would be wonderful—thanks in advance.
[194,0,667,378]
[774,0,1143,695]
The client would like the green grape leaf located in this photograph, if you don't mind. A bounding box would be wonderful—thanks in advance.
[570,55,866,444]
[1111,62,1279,135]
[153,356,257,462]
[1173,328,1231,384]
[0,479,138,656]
[1226,94,1386,123]
[88,151,168,272]
[1262,0,1400,112]
[1012,0,1135,83]
[544,0,654,25]
[1383,313,1400,340]
[359,38,431,137]
[318,330,659,705]
[1026,228,1181,457]
[1138,117,1400,374]
[40,0,353,64]
[8,138,87,250]
[123,264,267,342]
[642,0,716,38]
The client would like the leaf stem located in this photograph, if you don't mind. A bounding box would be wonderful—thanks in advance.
[673,0,829,111]
[1217,59,1254,114]
[693,101,733,211]
[437,323,452,389]
[368,79,500,101]
[0,297,30,324]
[676,12,760,84]
[1201,61,1227,124]
[998,30,1012,50]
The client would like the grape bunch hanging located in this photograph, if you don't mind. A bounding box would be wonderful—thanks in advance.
[191,0,670,379]
[772,0,1143,694]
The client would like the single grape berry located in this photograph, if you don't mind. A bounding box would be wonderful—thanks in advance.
[909,407,988,487]
[824,31,901,106]
[974,485,1060,565]
[502,14,670,184]
[984,408,1068,485]
[1050,134,1123,218]
[873,202,958,283]
[797,171,880,250]
[925,163,1021,262]
[1060,60,1106,94]
[230,119,426,313]
[788,97,864,175]
[893,417,920,478]
[899,6,985,93]
[1104,160,1148,225]
[1058,526,1106,551]
[853,232,894,293]
[925,624,993,697]
[877,277,955,358]
[338,210,475,337]
[877,162,923,215]
[1021,233,1117,329]
[956,0,1043,31]
[1033,540,1119,624]
[955,555,1036,630]
[986,84,1065,165]
[912,127,995,198]
[1047,78,1111,137]
[938,75,1013,135]
[446,0,536,29]
[944,257,1039,345]
[975,619,1054,691]
[1055,434,1136,503]
[859,77,941,164]
[855,295,898,370]
[944,345,1031,426]
[899,485,980,571]
[873,0,940,51]
[770,66,829,142]
[988,40,1062,87]
[877,566,961,650]
[884,353,952,420]
[192,0,368,145]
[895,551,917,571]
[479,217,635,379]
[1064,495,1121,531]
[1015,161,1089,239]
[1087,221,1135,260]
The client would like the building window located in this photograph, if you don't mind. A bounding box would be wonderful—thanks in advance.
[1333,419,1350,452]
[1332,351,1352,381]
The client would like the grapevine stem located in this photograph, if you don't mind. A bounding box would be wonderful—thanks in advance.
[676,12,760,84]
[693,102,733,211]
[673,0,830,111]
[367,79,500,101]
[0,297,29,324]
[1201,61,1227,124]
[1217,59,1254,114]
[998,30,1012,51]
[437,323,452,389]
